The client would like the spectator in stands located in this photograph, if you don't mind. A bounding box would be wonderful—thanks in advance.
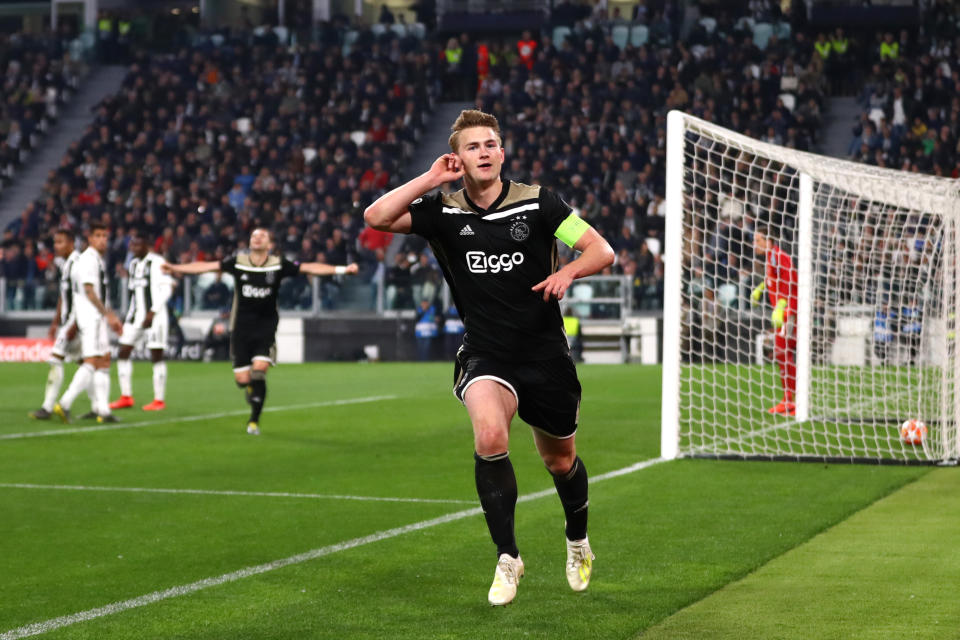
[386,251,413,309]
[517,30,537,70]
[414,298,438,361]
[3,243,26,309]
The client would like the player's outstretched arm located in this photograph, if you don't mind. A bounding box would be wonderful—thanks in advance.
[364,153,465,233]
[299,262,359,276]
[162,261,221,276]
[532,228,615,302]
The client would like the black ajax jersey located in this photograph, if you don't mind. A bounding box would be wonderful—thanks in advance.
[409,181,572,361]
[220,253,300,332]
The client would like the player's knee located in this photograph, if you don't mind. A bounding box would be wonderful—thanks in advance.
[473,425,508,455]
[542,450,576,476]
[250,369,266,381]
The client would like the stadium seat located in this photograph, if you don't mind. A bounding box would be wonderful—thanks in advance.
[611,24,630,50]
[342,30,359,56]
[409,22,426,39]
[778,93,796,112]
[699,17,717,34]
[630,24,649,47]
[390,24,407,38]
[570,282,594,317]
[717,283,739,308]
[752,22,773,50]
[553,25,572,48]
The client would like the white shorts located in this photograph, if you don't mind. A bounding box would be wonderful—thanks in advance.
[78,316,109,359]
[119,309,169,350]
[50,321,82,362]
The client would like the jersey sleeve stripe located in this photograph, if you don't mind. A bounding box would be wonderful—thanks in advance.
[482,202,540,220]
[234,264,283,272]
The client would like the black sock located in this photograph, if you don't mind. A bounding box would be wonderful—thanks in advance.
[474,452,519,558]
[552,456,589,541]
[249,378,266,422]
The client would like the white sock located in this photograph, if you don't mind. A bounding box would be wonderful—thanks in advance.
[117,359,133,397]
[42,360,64,412]
[94,368,111,416]
[60,363,93,411]
[152,361,166,402]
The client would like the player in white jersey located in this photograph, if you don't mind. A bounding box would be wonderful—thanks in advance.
[29,229,89,419]
[53,222,123,423]
[109,231,172,411]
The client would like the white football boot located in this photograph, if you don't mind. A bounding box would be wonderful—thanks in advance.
[565,537,595,592]
[488,553,524,606]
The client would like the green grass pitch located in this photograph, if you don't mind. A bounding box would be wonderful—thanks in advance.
[0,361,955,639]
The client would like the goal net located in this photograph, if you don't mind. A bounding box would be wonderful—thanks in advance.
[661,111,960,464]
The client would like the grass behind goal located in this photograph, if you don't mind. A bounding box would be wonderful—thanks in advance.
[682,363,942,462]
[0,362,942,639]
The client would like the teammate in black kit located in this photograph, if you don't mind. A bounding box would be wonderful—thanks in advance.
[364,109,614,606]
[164,228,358,434]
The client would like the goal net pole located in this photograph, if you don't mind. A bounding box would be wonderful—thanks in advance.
[661,110,685,461]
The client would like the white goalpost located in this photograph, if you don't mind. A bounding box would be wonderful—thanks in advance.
[661,111,960,464]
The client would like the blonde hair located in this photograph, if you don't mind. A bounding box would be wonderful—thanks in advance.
[448,109,502,152]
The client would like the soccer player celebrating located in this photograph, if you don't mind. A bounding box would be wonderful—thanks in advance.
[29,229,84,419]
[751,224,798,415]
[163,228,358,435]
[110,231,173,412]
[364,109,615,606]
[54,223,123,423]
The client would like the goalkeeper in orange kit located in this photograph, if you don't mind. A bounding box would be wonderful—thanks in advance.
[750,225,798,416]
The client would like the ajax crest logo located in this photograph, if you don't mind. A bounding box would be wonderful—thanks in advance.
[509,218,530,242]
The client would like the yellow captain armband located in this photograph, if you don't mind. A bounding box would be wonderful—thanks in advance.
[555,213,591,248]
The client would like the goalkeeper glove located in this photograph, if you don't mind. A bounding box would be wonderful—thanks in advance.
[750,282,765,305]
[771,298,788,329]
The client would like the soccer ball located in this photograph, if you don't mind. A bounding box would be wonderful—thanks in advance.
[900,419,927,445]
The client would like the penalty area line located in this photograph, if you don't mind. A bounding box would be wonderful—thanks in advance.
[0,395,398,441]
[0,456,669,640]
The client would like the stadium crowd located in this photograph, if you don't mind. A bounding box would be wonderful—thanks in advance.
[846,10,960,177]
[6,0,950,325]
[2,26,437,311]
[470,3,825,312]
[1,30,86,194]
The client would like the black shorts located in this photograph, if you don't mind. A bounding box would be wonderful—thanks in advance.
[231,329,277,370]
[453,350,582,439]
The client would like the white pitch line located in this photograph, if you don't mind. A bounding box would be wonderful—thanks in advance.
[0,456,669,640]
[0,396,397,441]
[0,483,475,505]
